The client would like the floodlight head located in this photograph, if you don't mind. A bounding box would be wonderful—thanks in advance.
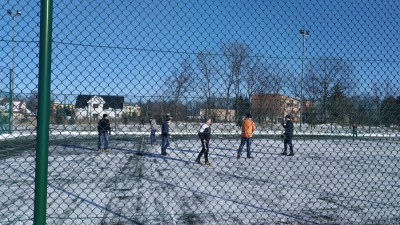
[299,29,310,36]
[16,10,22,16]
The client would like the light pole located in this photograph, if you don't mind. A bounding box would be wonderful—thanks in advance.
[299,29,309,131]
[7,9,22,133]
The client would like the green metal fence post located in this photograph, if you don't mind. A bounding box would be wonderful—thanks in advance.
[34,0,53,224]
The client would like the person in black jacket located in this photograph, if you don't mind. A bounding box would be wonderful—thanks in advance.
[161,116,172,155]
[98,114,111,152]
[195,118,212,165]
[281,114,294,156]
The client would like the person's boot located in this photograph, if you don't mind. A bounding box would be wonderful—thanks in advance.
[161,147,166,155]
[288,150,294,156]
[236,154,241,159]
[195,158,201,164]
[280,151,287,156]
[204,161,212,166]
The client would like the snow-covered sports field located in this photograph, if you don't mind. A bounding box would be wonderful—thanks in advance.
[1,132,399,224]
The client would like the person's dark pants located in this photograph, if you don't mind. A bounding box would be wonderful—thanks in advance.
[197,138,209,162]
[237,137,252,157]
[161,135,169,154]
[352,128,358,137]
[150,129,156,145]
[98,132,109,149]
[284,135,293,154]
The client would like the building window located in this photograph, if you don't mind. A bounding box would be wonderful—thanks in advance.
[93,104,99,109]
[93,113,98,118]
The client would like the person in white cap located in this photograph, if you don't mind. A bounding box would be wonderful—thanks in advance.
[195,117,212,165]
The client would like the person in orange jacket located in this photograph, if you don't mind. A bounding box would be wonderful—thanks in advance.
[237,113,256,159]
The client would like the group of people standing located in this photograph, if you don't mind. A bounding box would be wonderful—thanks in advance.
[153,113,295,166]
[97,113,295,162]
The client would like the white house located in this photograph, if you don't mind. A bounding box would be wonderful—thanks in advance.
[74,95,124,120]
[0,98,34,118]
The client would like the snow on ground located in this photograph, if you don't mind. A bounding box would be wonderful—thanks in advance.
[1,131,399,224]
[1,122,399,140]
[0,122,399,224]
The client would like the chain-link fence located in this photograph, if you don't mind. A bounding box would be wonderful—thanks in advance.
[1,0,400,224]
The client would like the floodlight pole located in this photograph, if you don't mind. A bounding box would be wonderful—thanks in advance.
[299,29,309,132]
[7,9,22,133]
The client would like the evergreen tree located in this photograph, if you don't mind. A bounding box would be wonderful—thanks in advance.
[381,96,399,127]
[327,84,351,125]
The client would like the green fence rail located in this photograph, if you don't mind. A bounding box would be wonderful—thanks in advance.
[1,0,399,224]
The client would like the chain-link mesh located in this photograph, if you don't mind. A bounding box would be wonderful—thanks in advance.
[1,0,400,224]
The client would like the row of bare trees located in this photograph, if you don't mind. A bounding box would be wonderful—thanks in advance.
[13,41,399,126]
[162,41,354,123]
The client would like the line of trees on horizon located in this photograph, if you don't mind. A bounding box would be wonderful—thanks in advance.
[134,94,400,128]
[157,41,400,127]
[2,91,399,128]
[5,40,400,127]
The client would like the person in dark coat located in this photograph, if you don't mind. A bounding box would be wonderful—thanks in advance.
[195,118,212,165]
[98,114,111,151]
[149,117,157,145]
[352,123,358,137]
[281,114,294,156]
[160,116,172,155]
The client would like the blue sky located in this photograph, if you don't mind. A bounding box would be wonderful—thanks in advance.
[1,0,399,103]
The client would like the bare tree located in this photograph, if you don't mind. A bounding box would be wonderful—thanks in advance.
[197,51,217,118]
[221,41,250,122]
[164,58,194,120]
[255,61,286,95]
[250,61,287,123]
[245,58,262,106]
[304,56,353,123]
